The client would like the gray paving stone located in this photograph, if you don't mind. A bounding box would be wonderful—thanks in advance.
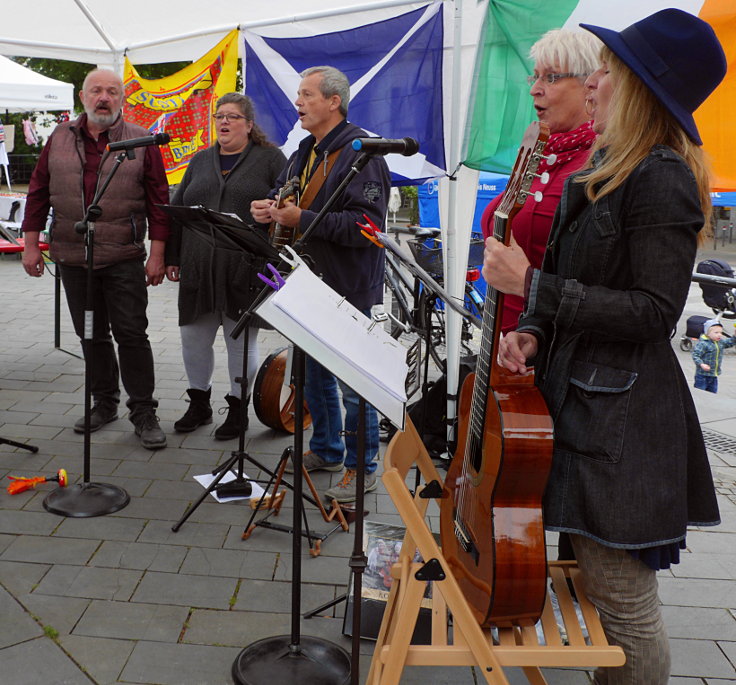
[0,638,90,685]
[184,608,290,647]
[89,540,187,572]
[35,564,142,601]
[120,640,240,685]
[718,640,736,675]
[671,637,736,678]
[180,547,278,580]
[0,559,50,595]
[233,579,337,614]
[139,519,230,548]
[131,571,237,609]
[59,634,135,684]
[0,509,61,535]
[659,577,736,609]
[664,606,736,640]
[0,585,43,647]
[74,599,189,641]
[21,592,90,637]
[1,535,99,565]
[55,514,146,542]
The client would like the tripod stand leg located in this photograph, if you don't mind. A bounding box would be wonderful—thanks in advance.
[172,450,251,532]
[0,438,39,453]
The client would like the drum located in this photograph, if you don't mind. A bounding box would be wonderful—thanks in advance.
[253,347,312,433]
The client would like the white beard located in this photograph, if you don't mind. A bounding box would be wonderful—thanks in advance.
[85,108,121,128]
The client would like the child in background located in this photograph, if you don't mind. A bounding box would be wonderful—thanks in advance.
[692,318,736,393]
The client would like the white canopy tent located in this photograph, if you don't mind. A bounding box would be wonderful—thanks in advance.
[0,55,74,112]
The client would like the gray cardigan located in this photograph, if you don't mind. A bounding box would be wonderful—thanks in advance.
[166,141,285,325]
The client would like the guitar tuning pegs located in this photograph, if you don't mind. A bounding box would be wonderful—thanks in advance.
[533,191,543,202]
[536,171,550,185]
[544,153,557,165]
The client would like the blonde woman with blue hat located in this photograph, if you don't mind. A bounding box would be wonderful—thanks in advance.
[483,8,726,682]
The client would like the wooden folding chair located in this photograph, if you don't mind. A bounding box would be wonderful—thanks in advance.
[368,418,625,684]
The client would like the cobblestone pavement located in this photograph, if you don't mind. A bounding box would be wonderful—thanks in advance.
[0,244,734,684]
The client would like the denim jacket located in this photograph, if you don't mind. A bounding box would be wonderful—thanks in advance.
[518,145,720,548]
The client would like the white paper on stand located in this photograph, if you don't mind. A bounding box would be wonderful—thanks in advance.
[255,256,408,430]
[193,471,266,503]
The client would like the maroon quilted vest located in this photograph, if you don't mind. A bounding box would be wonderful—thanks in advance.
[47,115,148,268]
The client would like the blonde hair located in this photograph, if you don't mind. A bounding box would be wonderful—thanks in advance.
[582,48,713,241]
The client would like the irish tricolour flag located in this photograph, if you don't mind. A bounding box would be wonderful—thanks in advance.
[463,0,735,190]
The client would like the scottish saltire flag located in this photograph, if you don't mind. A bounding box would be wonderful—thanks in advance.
[244,1,445,185]
[463,0,735,190]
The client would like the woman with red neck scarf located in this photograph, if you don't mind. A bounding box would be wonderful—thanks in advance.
[481,29,600,334]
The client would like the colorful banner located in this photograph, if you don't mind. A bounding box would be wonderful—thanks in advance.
[463,1,735,190]
[243,2,445,186]
[123,30,239,185]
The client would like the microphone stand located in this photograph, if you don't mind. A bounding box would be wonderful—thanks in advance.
[231,152,376,685]
[44,149,135,517]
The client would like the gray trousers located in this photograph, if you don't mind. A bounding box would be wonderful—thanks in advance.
[179,312,259,399]
[571,534,670,684]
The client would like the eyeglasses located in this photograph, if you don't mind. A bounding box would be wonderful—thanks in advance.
[526,72,587,86]
[213,113,247,122]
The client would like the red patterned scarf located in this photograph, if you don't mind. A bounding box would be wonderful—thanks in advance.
[539,120,596,172]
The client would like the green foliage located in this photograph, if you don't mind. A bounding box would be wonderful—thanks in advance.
[400,185,420,225]
[43,624,59,640]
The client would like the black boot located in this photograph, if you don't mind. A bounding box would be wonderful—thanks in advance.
[174,388,213,433]
[214,394,247,440]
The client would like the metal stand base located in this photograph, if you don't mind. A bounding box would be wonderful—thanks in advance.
[43,482,130,517]
[232,635,351,685]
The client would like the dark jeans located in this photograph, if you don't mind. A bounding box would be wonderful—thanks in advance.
[694,374,718,393]
[59,260,157,419]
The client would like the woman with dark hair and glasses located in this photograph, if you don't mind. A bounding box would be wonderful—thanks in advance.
[481,28,601,334]
[165,93,285,439]
[483,10,725,682]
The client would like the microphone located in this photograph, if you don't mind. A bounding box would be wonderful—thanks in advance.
[352,137,420,156]
[107,132,171,152]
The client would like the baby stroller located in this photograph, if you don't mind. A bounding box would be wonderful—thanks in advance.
[679,258,736,351]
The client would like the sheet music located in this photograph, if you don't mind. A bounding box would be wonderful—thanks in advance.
[255,259,408,429]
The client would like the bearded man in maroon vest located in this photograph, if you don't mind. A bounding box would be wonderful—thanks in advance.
[21,69,170,449]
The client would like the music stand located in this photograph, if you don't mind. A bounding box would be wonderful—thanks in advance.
[230,152,402,685]
[44,150,133,517]
[159,206,280,530]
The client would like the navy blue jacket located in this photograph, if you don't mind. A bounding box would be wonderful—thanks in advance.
[270,120,390,310]
[519,145,720,548]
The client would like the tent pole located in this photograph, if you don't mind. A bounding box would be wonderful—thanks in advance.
[443,0,465,453]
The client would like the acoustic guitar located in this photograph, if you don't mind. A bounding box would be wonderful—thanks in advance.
[439,121,554,628]
[269,177,301,249]
[252,347,312,434]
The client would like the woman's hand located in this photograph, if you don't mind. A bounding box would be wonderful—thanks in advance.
[482,234,530,297]
[498,331,539,374]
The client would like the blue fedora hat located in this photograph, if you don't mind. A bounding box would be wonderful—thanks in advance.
[580,8,726,144]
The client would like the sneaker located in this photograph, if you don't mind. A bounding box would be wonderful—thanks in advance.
[284,450,343,474]
[324,469,377,503]
[133,412,167,450]
[73,404,118,434]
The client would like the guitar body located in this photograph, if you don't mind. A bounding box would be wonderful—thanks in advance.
[269,177,300,250]
[441,369,553,626]
[253,347,312,434]
[439,121,554,628]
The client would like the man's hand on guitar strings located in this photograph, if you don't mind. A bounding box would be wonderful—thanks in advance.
[482,234,530,297]
[498,331,538,374]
